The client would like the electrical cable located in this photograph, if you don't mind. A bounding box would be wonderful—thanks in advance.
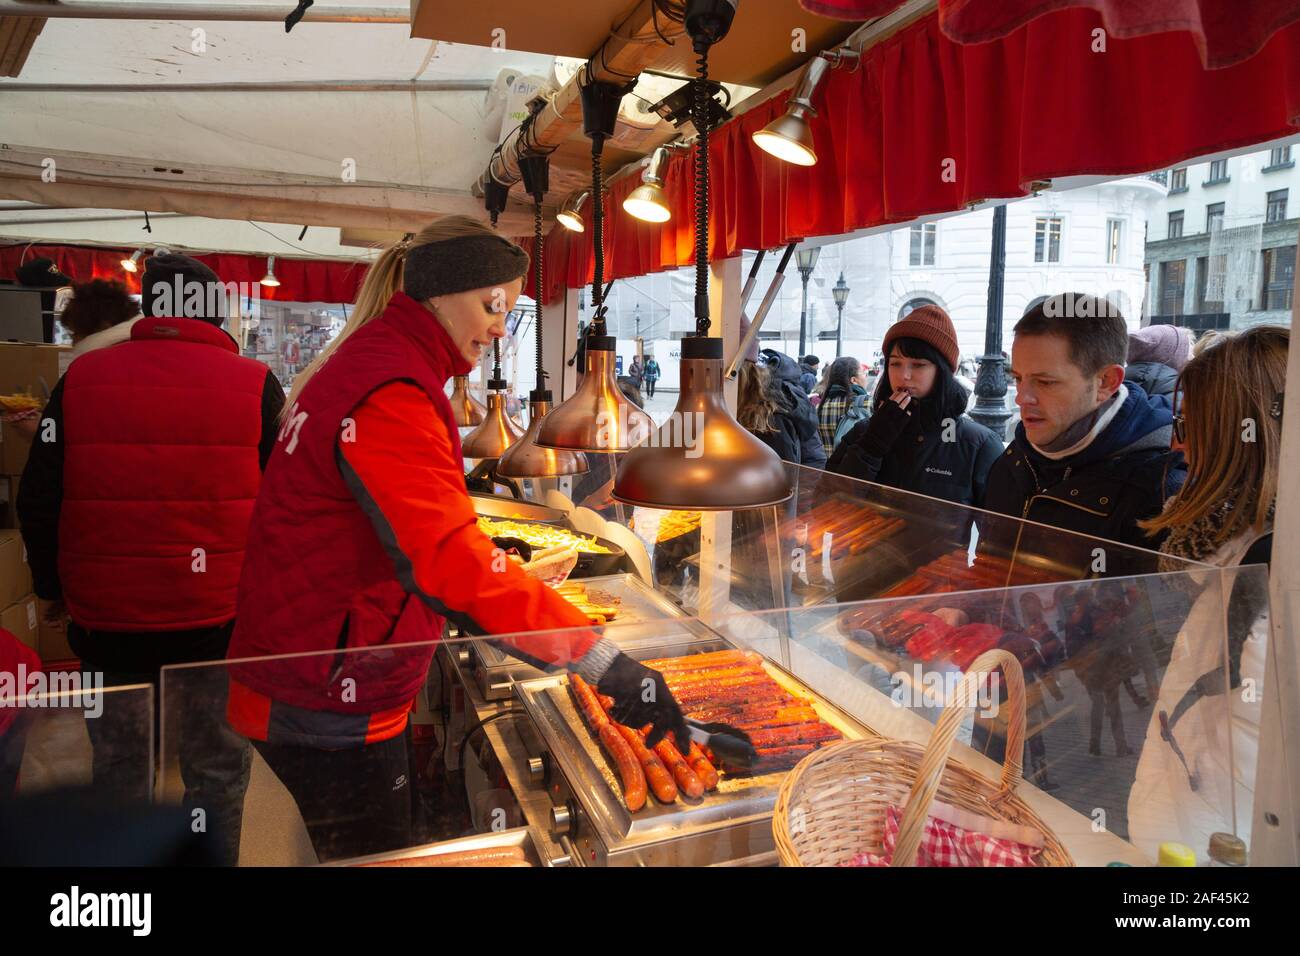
[590,137,608,336]
[533,194,545,391]
[693,42,711,336]
[456,710,516,771]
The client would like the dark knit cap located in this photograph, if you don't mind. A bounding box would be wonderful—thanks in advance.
[141,253,225,325]
[403,233,529,302]
[882,304,960,371]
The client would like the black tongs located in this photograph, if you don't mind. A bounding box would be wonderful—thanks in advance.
[685,718,758,769]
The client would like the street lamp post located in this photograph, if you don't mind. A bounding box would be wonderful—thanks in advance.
[796,246,820,357]
[832,271,850,358]
[970,204,1014,438]
[634,303,643,363]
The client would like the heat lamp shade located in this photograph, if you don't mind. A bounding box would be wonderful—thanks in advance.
[752,108,818,166]
[461,391,523,459]
[612,340,791,510]
[496,399,590,478]
[623,183,673,223]
[535,340,653,452]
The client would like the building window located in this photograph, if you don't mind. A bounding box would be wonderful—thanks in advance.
[1206,159,1229,184]
[1206,202,1225,233]
[899,297,940,321]
[1106,219,1123,265]
[909,223,936,266]
[1034,217,1062,263]
[1170,167,1188,192]
[1267,145,1294,169]
[1195,256,1211,312]
[1260,245,1296,312]
[1167,210,1184,239]
[1160,260,1186,316]
[1266,189,1289,223]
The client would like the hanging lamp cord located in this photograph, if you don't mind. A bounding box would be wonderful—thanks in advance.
[590,137,608,337]
[693,44,711,336]
[533,196,545,390]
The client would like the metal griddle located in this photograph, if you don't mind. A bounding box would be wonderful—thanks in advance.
[463,573,718,700]
[511,636,875,866]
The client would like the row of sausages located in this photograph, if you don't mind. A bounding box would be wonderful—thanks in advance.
[878,548,1064,599]
[569,673,718,812]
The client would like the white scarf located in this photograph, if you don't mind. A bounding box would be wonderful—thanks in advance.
[1030,385,1128,461]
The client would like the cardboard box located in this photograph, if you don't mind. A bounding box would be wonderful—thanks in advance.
[0,341,64,476]
[0,593,38,653]
[0,342,63,397]
[1,475,20,529]
[36,598,73,663]
[0,475,12,529]
[0,419,34,476]
[0,530,33,608]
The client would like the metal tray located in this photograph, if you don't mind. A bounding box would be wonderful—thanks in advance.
[513,642,874,863]
[329,825,549,867]
[467,574,716,700]
[471,493,570,524]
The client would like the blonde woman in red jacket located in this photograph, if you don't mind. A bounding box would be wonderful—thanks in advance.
[228,216,687,862]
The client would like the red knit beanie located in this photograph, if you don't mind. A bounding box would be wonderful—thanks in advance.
[882,305,960,371]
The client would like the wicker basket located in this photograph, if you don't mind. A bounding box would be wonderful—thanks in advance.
[773,649,1073,867]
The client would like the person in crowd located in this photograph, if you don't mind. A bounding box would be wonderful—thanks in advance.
[226,216,688,862]
[627,355,644,391]
[1070,580,1137,756]
[810,362,831,407]
[17,253,285,865]
[0,627,41,800]
[1124,324,1193,404]
[758,346,826,468]
[826,305,1001,506]
[798,354,820,394]
[1129,325,1286,862]
[817,356,870,455]
[982,293,1186,551]
[12,257,73,343]
[61,278,142,356]
[642,354,661,398]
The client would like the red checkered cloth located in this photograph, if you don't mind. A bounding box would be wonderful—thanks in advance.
[842,804,1042,867]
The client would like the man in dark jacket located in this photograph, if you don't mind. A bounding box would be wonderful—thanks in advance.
[760,349,827,469]
[17,254,285,865]
[983,293,1186,553]
[798,354,819,394]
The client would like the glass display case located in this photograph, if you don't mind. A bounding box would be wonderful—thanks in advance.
[462,460,1209,693]
[156,554,1277,867]
[11,681,153,801]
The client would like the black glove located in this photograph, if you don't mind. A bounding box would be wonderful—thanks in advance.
[855,395,912,457]
[596,652,690,748]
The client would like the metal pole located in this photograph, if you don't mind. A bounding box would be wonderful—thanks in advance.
[798,272,809,357]
[0,1,409,21]
[835,301,845,358]
[970,204,1013,439]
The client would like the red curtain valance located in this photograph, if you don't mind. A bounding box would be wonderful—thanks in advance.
[0,243,369,305]
[522,6,1300,304]
[801,0,1300,69]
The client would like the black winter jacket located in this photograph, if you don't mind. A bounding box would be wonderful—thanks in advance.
[1124,361,1178,401]
[980,383,1186,555]
[826,407,1002,507]
[759,351,827,469]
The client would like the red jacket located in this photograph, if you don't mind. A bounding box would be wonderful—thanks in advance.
[227,292,595,747]
[55,317,268,632]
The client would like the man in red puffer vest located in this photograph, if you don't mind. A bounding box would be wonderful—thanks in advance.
[18,254,285,865]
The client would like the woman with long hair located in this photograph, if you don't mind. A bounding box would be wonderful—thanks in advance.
[226,216,688,862]
[1129,325,1287,864]
[826,306,1001,507]
[816,356,868,453]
